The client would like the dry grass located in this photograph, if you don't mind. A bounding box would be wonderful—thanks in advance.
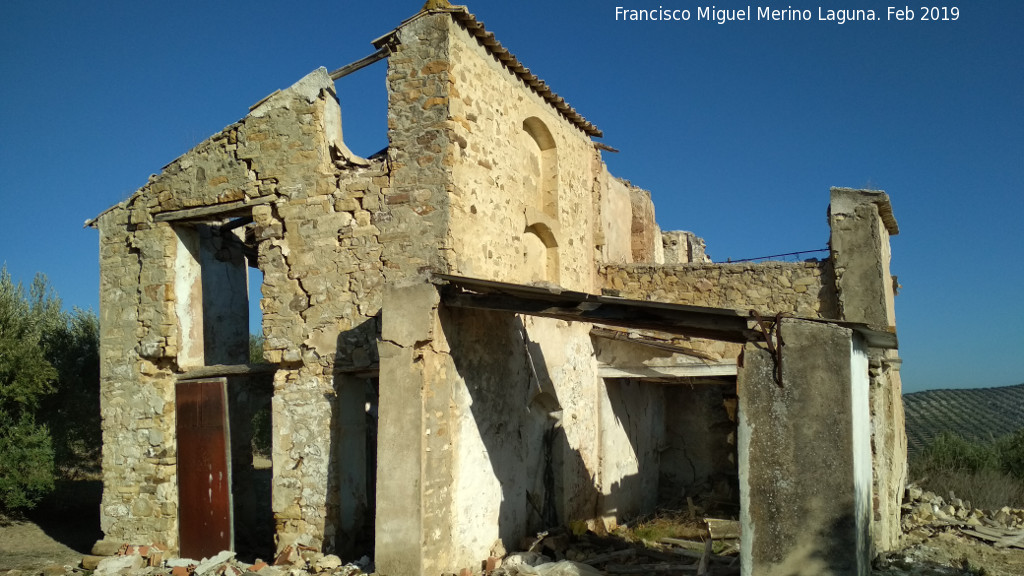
[912,467,1024,510]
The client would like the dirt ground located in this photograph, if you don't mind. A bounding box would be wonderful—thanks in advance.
[0,481,102,572]
[2,481,1023,575]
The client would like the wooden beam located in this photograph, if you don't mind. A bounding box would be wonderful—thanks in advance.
[444,292,757,343]
[329,47,390,80]
[598,362,737,379]
[434,274,898,350]
[153,195,276,223]
[177,363,278,380]
[590,327,718,361]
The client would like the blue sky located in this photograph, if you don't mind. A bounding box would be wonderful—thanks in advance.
[1,1,1020,393]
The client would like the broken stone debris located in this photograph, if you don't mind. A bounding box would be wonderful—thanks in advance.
[65,544,371,576]
[900,482,1024,548]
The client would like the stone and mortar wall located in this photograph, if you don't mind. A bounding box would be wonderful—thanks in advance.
[97,211,179,546]
[441,8,670,544]
[599,261,837,359]
[95,68,389,553]
[601,261,837,318]
[378,14,455,282]
[371,12,670,574]
[444,14,598,291]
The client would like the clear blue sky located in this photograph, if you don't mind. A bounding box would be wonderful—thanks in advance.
[1,1,1021,393]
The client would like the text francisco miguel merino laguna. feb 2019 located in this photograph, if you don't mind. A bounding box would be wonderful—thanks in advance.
[614,5,960,25]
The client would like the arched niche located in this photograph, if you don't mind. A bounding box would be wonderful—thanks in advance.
[523,117,559,219]
[524,221,560,284]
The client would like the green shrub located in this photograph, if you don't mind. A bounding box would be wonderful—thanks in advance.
[910,430,1024,509]
[0,418,55,511]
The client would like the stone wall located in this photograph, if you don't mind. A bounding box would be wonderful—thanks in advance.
[94,68,388,553]
[379,13,455,282]
[600,261,838,318]
[96,212,178,546]
[444,13,599,291]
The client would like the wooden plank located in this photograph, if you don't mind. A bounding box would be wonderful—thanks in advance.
[589,327,718,361]
[697,537,712,576]
[581,549,636,565]
[705,518,741,539]
[443,292,756,343]
[435,273,897,349]
[176,379,233,558]
[662,537,705,547]
[606,563,698,574]
[153,195,275,223]
[995,530,1024,549]
[962,529,1001,543]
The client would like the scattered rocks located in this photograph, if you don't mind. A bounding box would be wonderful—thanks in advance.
[901,483,1024,539]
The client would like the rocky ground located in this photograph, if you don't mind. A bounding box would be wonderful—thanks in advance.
[3,482,1023,576]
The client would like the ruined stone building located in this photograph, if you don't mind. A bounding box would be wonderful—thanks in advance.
[88,3,907,575]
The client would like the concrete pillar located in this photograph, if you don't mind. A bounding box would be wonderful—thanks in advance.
[828,187,906,552]
[376,281,456,576]
[738,318,871,576]
[828,187,898,328]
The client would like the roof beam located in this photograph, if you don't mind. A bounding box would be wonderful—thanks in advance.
[598,362,738,379]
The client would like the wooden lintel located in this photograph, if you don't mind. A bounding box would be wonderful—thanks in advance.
[153,195,276,223]
[178,363,278,380]
[598,362,738,380]
[335,364,380,378]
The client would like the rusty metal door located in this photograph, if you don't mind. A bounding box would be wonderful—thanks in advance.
[176,378,233,558]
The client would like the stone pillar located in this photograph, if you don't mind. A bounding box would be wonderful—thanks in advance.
[738,319,872,576]
[829,187,906,552]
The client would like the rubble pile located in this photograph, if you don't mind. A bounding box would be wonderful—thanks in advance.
[483,525,740,576]
[901,483,1024,548]
[70,543,372,576]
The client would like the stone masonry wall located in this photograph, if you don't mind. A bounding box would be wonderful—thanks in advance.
[445,14,598,292]
[601,261,838,318]
[378,13,455,283]
[599,261,838,359]
[94,68,387,553]
[97,211,178,546]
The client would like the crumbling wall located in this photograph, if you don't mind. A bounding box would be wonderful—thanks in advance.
[94,67,386,553]
[600,262,836,318]
[378,13,455,280]
[628,185,660,263]
[596,175,634,264]
[96,213,179,546]
[662,230,710,264]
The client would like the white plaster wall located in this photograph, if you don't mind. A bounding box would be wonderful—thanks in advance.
[851,335,872,572]
[174,227,204,367]
[597,378,662,523]
[447,314,604,565]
